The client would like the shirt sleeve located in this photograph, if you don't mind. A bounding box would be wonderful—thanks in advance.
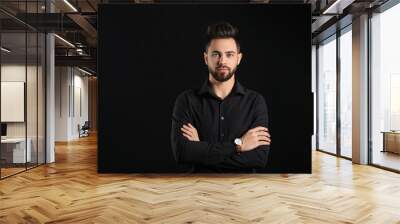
[215,94,270,170]
[170,92,237,166]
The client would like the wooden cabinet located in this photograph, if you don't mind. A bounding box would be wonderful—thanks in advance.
[382,131,400,154]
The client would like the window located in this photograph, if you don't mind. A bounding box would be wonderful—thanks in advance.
[370,2,400,171]
[318,35,337,154]
[339,28,352,158]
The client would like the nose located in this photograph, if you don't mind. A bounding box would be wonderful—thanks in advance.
[218,55,226,65]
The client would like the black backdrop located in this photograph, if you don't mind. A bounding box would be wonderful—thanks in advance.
[98,4,312,173]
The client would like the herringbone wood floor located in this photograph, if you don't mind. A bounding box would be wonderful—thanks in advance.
[1,134,400,223]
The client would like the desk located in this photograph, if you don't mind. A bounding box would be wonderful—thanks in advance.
[381,131,400,154]
[1,138,32,163]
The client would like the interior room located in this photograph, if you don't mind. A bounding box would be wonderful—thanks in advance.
[0,0,399,223]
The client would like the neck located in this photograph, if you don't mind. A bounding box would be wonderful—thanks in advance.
[209,74,235,100]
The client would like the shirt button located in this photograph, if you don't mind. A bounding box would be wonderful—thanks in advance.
[221,133,224,137]
[221,116,224,120]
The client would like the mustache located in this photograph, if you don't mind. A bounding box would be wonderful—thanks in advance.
[216,66,230,69]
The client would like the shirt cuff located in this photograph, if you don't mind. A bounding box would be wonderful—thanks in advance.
[221,142,237,157]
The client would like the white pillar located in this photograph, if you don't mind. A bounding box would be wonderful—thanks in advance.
[46,1,55,163]
[46,33,55,163]
[352,14,369,164]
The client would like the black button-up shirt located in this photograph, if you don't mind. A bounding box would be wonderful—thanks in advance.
[170,79,269,173]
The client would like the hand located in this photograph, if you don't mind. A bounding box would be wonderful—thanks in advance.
[181,123,200,142]
[240,126,270,152]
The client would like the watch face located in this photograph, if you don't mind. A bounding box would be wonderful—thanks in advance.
[234,138,242,145]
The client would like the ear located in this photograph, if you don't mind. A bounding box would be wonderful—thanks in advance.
[237,52,243,65]
[203,52,208,65]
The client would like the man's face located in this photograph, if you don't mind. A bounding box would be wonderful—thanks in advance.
[204,38,242,82]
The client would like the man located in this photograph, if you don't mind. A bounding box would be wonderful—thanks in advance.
[170,22,271,173]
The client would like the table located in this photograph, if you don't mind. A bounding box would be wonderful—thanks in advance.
[1,138,32,163]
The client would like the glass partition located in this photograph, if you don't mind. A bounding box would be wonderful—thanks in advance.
[38,32,45,165]
[0,1,46,179]
[1,31,28,177]
[27,30,38,170]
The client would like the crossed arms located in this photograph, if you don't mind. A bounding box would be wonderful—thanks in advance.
[170,94,271,170]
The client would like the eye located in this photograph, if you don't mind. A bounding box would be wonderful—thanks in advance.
[227,53,234,58]
[211,53,220,57]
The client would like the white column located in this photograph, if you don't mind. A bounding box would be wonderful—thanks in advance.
[46,33,55,163]
[46,1,55,163]
[352,14,369,164]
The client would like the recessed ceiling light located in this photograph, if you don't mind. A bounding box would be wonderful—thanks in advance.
[1,47,11,53]
[54,34,75,48]
[322,0,354,15]
[77,67,93,76]
[63,0,78,12]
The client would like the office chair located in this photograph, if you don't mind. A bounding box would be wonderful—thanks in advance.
[79,121,90,138]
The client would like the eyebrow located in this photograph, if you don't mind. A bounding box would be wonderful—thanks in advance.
[211,50,237,54]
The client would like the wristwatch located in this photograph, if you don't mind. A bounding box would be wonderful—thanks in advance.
[234,138,243,153]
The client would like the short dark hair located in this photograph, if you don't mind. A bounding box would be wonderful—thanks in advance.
[205,22,241,53]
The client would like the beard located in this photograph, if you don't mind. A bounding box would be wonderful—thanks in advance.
[209,65,238,82]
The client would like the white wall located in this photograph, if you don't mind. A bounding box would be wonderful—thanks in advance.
[1,64,41,137]
[72,72,89,138]
[55,66,70,141]
[1,63,46,164]
[55,67,89,141]
[1,65,26,139]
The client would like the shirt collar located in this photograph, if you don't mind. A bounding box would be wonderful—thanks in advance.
[198,78,246,96]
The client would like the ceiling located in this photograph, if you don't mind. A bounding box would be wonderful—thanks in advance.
[0,0,392,74]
